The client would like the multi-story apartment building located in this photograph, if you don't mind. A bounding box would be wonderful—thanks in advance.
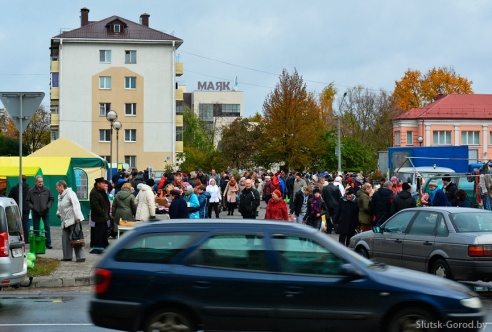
[50,8,183,171]
[392,94,492,163]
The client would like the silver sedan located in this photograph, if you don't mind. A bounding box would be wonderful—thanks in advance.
[349,206,492,281]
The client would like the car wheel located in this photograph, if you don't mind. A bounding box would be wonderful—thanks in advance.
[144,308,195,332]
[356,247,369,258]
[431,258,453,279]
[386,307,438,332]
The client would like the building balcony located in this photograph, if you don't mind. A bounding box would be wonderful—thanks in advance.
[176,88,183,101]
[175,62,183,76]
[51,87,59,100]
[176,140,183,153]
[51,113,59,127]
[51,60,59,72]
[176,115,183,126]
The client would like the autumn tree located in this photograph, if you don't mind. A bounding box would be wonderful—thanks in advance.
[319,82,337,126]
[220,118,264,169]
[23,106,51,154]
[393,66,473,111]
[260,68,325,170]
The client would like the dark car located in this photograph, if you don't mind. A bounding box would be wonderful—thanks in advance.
[89,220,484,332]
[350,207,492,281]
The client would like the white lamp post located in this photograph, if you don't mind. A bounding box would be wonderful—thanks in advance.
[113,121,122,171]
[106,110,118,181]
[336,92,348,174]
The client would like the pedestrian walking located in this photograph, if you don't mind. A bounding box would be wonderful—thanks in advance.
[27,176,55,249]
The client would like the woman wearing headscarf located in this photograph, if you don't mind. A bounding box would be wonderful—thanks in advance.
[421,180,450,207]
[334,187,359,247]
[303,187,327,230]
[265,189,289,221]
[224,175,239,216]
[56,180,86,262]
[206,178,221,218]
[357,182,373,232]
[183,185,200,219]
[134,179,156,221]
[112,182,137,231]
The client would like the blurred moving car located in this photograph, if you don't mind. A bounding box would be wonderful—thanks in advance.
[0,197,27,289]
[89,220,484,332]
[350,207,492,281]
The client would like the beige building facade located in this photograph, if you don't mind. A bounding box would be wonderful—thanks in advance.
[50,8,183,171]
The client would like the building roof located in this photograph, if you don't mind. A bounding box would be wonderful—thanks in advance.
[29,137,103,160]
[395,94,492,120]
[52,15,183,44]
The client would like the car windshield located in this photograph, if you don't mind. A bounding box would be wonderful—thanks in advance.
[450,212,492,232]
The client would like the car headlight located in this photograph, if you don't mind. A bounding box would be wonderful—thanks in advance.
[460,297,482,309]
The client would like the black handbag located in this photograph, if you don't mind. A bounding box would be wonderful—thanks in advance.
[71,222,85,248]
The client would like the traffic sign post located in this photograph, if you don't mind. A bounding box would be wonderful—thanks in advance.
[0,92,45,218]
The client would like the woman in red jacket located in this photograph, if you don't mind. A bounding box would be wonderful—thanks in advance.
[265,190,290,221]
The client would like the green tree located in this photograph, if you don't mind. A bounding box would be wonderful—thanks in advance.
[393,66,473,111]
[247,112,263,122]
[220,118,263,169]
[261,68,325,170]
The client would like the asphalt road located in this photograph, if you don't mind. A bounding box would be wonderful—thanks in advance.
[1,290,492,331]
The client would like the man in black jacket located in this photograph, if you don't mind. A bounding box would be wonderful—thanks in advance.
[390,182,416,216]
[238,179,261,219]
[322,176,341,233]
[442,175,458,206]
[371,181,394,226]
[8,175,31,243]
[89,177,111,254]
[26,176,54,249]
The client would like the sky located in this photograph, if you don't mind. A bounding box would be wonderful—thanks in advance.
[1,0,491,118]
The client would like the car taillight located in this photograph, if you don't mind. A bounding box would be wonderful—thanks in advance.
[94,268,112,294]
[0,232,9,257]
[468,245,492,257]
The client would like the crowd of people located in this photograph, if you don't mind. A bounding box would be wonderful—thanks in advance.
[5,167,472,261]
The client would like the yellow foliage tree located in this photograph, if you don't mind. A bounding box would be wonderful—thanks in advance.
[393,66,473,111]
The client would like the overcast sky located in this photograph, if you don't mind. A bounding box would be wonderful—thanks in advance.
[1,0,491,117]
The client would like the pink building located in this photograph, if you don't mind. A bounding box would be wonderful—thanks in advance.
[392,94,492,162]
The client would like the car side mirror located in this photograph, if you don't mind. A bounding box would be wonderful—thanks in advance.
[372,226,382,234]
[340,263,364,279]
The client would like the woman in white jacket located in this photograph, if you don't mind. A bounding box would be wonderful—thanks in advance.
[56,180,86,262]
[206,178,222,218]
[135,180,156,221]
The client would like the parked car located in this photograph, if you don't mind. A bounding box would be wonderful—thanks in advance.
[89,220,484,332]
[0,197,27,289]
[350,207,492,281]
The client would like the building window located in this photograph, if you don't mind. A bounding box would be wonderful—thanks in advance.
[406,131,413,146]
[176,101,183,115]
[176,126,183,141]
[395,131,401,146]
[125,103,136,116]
[99,50,111,63]
[433,131,452,145]
[124,129,136,142]
[101,155,111,163]
[114,24,121,33]
[125,50,137,64]
[74,168,88,200]
[99,76,111,89]
[462,131,479,145]
[50,130,59,141]
[99,103,111,116]
[99,129,111,142]
[125,156,136,168]
[125,77,136,89]
[198,104,214,122]
[51,73,59,88]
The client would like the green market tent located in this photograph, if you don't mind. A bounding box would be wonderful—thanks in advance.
[2,139,107,226]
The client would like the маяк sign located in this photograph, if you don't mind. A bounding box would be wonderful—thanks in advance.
[197,81,231,91]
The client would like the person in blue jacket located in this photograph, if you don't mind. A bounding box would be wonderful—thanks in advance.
[421,180,450,207]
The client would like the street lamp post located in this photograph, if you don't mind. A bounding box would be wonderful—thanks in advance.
[113,121,122,171]
[417,136,423,147]
[337,92,348,175]
[106,110,118,182]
